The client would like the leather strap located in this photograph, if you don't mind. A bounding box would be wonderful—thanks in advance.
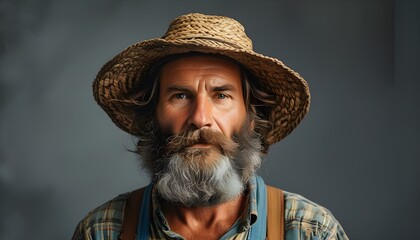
[266,185,285,240]
[119,188,145,240]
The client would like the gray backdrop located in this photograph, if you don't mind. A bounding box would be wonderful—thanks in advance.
[1,0,419,239]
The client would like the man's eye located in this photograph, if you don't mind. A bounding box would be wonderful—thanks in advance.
[174,93,187,99]
[216,94,227,99]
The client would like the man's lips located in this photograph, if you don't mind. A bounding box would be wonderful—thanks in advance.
[187,143,213,148]
[184,142,223,153]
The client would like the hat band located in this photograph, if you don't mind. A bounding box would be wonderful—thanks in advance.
[173,36,248,50]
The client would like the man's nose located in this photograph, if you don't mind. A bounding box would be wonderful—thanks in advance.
[188,95,213,129]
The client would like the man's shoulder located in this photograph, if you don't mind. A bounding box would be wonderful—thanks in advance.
[284,190,334,222]
[283,191,348,239]
[82,192,129,225]
[72,192,130,240]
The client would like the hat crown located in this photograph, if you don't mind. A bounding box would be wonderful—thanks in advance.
[163,13,253,51]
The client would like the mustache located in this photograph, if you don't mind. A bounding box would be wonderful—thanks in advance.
[163,128,239,158]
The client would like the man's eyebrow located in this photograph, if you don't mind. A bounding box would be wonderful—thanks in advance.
[211,84,236,92]
[165,85,192,93]
[165,84,237,92]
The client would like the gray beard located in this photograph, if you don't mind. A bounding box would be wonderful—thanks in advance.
[155,154,244,207]
[139,127,263,207]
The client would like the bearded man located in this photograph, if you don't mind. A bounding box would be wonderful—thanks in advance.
[72,13,348,240]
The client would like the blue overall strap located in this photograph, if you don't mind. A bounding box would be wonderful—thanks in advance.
[135,183,153,240]
[249,175,267,239]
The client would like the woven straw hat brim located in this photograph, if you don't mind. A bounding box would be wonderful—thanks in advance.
[93,37,310,146]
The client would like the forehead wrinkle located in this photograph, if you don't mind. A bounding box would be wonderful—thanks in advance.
[159,56,242,94]
[162,72,240,92]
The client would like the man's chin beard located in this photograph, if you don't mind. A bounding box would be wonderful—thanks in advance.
[138,127,263,208]
[155,153,245,207]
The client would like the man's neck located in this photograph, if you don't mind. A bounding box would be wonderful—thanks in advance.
[160,194,247,240]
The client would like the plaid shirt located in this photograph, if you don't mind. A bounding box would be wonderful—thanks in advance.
[72,176,348,239]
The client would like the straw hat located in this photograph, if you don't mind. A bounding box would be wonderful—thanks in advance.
[93,13,310,148]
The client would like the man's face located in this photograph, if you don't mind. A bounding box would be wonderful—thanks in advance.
[156,55,247,140]
[143,55,261,207]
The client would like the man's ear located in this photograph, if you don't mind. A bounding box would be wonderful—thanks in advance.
[249,119,255,131]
